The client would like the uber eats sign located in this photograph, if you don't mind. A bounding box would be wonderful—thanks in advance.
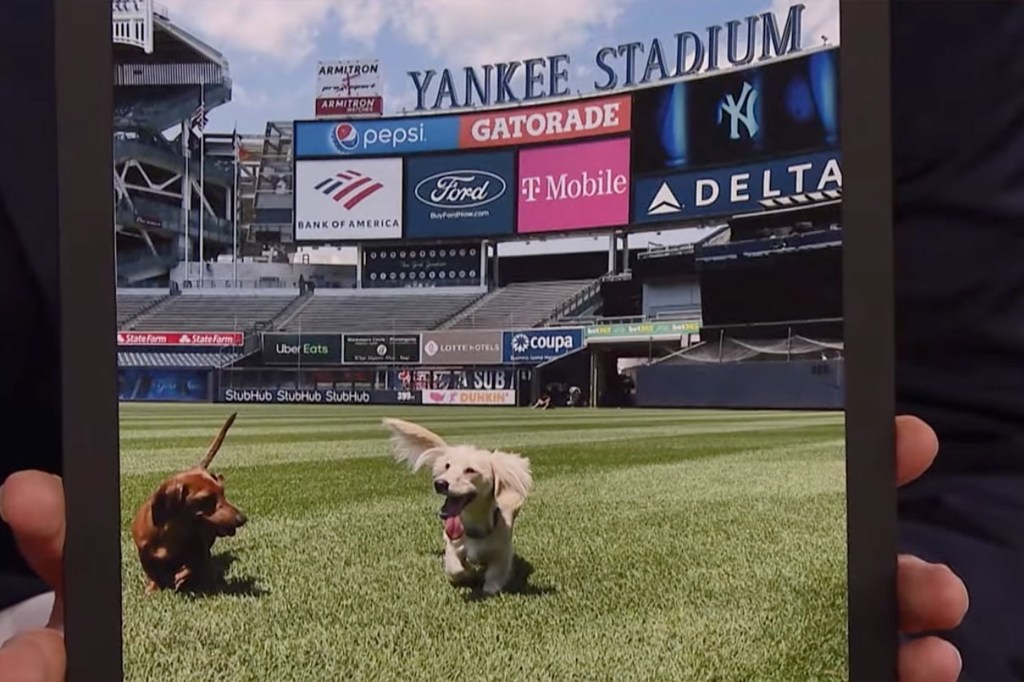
[261,333,342,365]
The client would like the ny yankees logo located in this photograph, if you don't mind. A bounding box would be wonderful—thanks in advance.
[717,81,760,140]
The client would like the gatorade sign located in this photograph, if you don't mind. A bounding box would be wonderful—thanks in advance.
[501,328,584,363]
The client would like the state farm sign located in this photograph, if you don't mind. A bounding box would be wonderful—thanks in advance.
[116,331,244,347]
[458,95,630,148]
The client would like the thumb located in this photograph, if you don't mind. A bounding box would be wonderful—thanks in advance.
[0,471,65,598]
[0,627,65,682]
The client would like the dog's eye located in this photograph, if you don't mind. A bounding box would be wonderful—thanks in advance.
[444,463,450,470]
[194,496,216,512]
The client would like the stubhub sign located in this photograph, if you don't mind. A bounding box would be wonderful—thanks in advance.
[294,117,461,158]
[502,328,584,363]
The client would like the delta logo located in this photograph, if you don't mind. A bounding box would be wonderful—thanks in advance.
[314,169,384,209]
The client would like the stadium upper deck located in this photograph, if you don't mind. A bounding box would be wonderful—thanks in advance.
[112,0,234,285]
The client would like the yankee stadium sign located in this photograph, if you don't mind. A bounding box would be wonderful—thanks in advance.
[408,4,805,111]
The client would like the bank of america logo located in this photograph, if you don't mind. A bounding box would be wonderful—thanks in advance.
[314,170,383,209]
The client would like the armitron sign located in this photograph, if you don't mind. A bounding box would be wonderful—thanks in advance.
[116,331,244,347]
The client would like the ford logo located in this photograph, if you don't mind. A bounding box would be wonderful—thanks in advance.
[414,170,506,210]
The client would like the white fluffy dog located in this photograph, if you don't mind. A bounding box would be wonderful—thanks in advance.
[382,418,533,595]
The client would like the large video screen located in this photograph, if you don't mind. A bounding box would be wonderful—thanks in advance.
[292,47,840,244]
[631,49,840,175]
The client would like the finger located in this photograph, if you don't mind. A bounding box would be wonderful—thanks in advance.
[895,416,939,487]
[46,592,63,633]
[898,554,968,633]
[0,471,65,595]
[0,628,65,682]
[898,636,961,682]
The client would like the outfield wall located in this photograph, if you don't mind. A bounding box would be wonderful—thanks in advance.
[634,359,843,410]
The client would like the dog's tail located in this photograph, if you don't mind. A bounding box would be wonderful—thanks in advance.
[198,412,237,469]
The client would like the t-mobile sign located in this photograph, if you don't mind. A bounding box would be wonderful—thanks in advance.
[516,136,630,234]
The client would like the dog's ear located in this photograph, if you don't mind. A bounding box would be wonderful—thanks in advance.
[151,480,188,527]
[382,418,447,472]
[490,451,533,526]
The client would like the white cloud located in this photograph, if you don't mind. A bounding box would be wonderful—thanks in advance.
[232,83,270,108]
[380,0,635,66]
[163,0,634,70]
[161,0,334,64]
[771,0,840,48]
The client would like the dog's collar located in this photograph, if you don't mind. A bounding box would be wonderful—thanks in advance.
[463,507,501,540]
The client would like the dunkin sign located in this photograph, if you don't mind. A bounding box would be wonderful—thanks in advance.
[516,136,631,234]
[459,95,631,149]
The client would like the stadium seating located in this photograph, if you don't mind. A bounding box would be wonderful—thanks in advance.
[280,291,481,333]
[129,293,298,331]
[445,280,595,330]
[116,290,168,326]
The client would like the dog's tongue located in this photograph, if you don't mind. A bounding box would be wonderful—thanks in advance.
[444,516,464,540]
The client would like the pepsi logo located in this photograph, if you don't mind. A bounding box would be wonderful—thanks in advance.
[331,123,359,152]
[414,170,506,210]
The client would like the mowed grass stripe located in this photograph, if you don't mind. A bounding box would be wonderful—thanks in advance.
[119,404,847,682]
[118,421,843,476]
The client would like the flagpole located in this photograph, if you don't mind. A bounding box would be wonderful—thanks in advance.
[182,119,190,283]
[198,83,206,288]
[232,124,239,288]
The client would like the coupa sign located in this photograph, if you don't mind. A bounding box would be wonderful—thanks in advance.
[501,328,584,363]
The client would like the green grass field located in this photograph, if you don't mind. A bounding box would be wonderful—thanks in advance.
[118,403,847,682]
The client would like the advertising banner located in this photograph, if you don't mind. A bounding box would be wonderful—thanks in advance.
[458,95,631,148]
[394,368,514,391]
[405,150,516,239]
[585,320,700,341]
[314,59,383,118]
[631,48,839,175]
[295,158,403,241]
[420,330,503,365]
[361,242,482,288]
[632,150,841,225]
[315,97,384,117]
[119,368,210,402]
[343,334,421,363]
[261,333,342,365]
[421,389,517,406]
[502,328,585,363]
[218,387,421,405]
[517,137,630,234]
[116,331,244,347]
[294,117,460,158]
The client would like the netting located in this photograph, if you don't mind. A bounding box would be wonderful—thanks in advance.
[659,335,843,364]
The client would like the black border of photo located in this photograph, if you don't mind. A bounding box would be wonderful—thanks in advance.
[840,0,898,679]
[56,0,123,679]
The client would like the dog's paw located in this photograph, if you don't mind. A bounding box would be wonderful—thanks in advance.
[482,581,504,596]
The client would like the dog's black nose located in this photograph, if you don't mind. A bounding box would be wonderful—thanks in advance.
[434,480,448,494]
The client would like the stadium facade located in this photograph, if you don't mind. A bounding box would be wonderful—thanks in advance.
[112,1,843,410]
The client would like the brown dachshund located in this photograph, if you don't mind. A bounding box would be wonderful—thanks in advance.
[131,413,248,594]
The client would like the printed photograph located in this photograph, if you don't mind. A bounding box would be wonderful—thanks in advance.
[110,1,849,680]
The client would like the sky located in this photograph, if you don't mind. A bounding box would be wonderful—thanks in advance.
[159,0,840,136]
